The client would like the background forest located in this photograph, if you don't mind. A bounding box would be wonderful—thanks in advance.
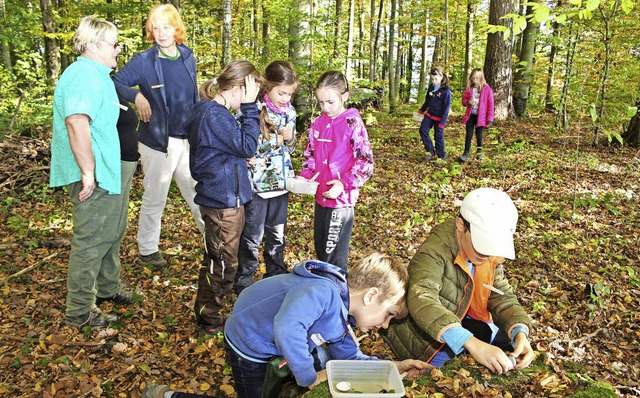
[1,0,639,143]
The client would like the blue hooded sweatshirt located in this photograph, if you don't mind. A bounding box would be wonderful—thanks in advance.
[224,260,375,387]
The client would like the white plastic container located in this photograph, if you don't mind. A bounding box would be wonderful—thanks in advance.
[286,177,319,195]
[326,360,405,398]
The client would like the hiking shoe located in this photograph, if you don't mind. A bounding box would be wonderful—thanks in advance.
[65,307,118,328]
[96,290,143,306]
[476,152,484,161]
[139,252,167,268]
[458,152,471,163]
[142,383,170,398]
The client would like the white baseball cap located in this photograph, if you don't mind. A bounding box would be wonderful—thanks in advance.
[460,188,518,260]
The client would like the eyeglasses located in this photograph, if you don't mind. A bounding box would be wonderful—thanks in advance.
[101,40,120,49]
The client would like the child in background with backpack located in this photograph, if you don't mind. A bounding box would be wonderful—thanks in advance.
[235,60,298,294]
[458,68,494,162]
[417,66,451,161]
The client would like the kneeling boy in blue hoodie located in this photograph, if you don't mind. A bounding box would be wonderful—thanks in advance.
[224,252,430,397]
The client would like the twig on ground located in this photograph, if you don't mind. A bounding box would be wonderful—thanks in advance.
[568,328,602,348]
[0,252,58,285]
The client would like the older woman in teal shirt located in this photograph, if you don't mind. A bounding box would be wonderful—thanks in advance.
[50,16,137,328]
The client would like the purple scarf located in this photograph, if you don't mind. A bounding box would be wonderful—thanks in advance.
[263,93,291,114]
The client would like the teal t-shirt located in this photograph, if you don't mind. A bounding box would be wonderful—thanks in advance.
[50,56,121,194]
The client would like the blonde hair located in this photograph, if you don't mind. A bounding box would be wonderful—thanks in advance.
[199,60,261,100]
[466,67,487,91]
[145,4,187,45]
[73,16,117,55]
[260,60,298,140]
[348,253,409,318]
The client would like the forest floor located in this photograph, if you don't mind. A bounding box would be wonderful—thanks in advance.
[1,106,639,397]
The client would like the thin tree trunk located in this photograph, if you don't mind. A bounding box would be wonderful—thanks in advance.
[345,0,355,79]
[40,0,60,83]
[443,0,449,67]
[556,26,577,129]
[333,0,343,59]
[222,0,232,65]
[1,0,12,72]
[593,2,618,145]
[419,10,429,93]
[388,0,397,113]
[543,0,562,112]
[372,0,385,81]
[252,0,258,58]
[513,0,539,117]
[484,0,516,120]
[369,0,376,81]
[358,0,365,78]
[393,0,402,102]
[463,0,475,87]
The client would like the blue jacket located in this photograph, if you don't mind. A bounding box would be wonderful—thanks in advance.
[224,260,374,387]
[113,44,198,153]
[419,84,452,127]
[185,100,260,209]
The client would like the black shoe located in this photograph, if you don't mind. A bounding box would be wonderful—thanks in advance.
[96,290,143,306]
[139,252,167,268]
[199,324,224,337]
[65,307,118,328]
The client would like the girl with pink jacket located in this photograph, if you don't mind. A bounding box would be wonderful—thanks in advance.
[458,68,494,162]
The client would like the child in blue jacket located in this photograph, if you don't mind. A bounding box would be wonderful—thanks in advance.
[143,253,430,398]
[417,66,452,161]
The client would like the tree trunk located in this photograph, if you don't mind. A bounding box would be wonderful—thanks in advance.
[222,0,232,65]
[593,2,618,145]
[418,10,429,93]
[371,0,384,82]
[484,0,515,120]
[388,0,397,113]
[345,0,355,79]
[543,0,562,112]
[369,0,376,81]
[1,0,12,72]
[252,0,259,58]
[555,26,577,129]
[463,0,475,87]
[289,0,310,64]
[40,0,60,83]
[260,4,270,61]
[443,0,449,67]
[513,0,539,117]
[333,0,343,59]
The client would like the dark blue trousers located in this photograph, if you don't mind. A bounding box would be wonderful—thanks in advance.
[419,116,446,159]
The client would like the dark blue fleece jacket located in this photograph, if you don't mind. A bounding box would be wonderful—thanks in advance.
[419,84,452,127]
[185,100,260,209]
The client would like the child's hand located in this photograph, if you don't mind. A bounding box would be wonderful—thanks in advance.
[323,180,344,199]
[241,75,260,103]
[393,359,433,379]
[464,337,513,374]
[247,157,255,168]
[279,126,294,143]
[308,369,327,389]
[511,332,535,369]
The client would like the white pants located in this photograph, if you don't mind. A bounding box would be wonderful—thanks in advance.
[137,138,205,256]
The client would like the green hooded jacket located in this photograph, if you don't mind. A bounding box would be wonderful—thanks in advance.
[382,219,532,362]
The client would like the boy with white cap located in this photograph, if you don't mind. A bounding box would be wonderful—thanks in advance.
[382,188,534,374]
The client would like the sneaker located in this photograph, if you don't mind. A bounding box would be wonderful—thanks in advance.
[476,152,484,161]
[96,290,144,306]
[65,307,118,328]
[139,252,167,268]
[142,383,170,398]
[425,151,436,161]
[458,152,471,163]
